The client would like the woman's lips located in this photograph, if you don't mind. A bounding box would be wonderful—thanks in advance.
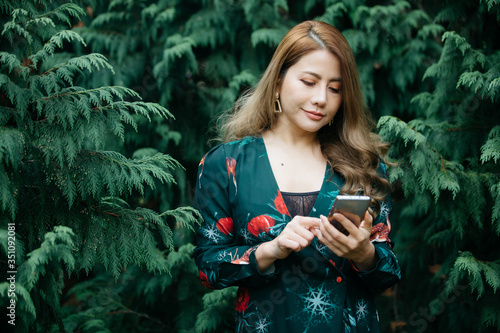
[303,109,324,121]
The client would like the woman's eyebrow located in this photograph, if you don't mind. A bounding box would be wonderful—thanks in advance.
[302,71,342,82]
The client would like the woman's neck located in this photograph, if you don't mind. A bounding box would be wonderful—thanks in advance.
[262,128,325,165]
[263,124,319,151]
[261,128,327,193]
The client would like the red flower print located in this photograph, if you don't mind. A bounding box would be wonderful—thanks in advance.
[217,217,234,236]
[198,154,206,188]
[199,270,214,289]
[236,287,250,313]
[226,157,238,194]
[370,218,391,242]
[248,215,275,238]
[274,191,290,216]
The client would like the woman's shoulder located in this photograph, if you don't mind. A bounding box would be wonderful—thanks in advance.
[202,136,262,160]
[224,136,262,149]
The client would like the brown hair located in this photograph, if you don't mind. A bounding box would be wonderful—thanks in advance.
[218,21,391,210]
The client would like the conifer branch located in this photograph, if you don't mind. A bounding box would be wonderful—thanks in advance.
[34,3,85,27]
[40,86,132,101]
[1,0,498,331]
[447,251,500,299]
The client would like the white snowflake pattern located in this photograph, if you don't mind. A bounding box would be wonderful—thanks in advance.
[203,223,222,244]
[240,229,252,243]
[315,242,329,255]
[216,250,231,261]
[287,282,341,332]
[253,316,271,333]
[302,285,335,319]
[378,201,390,221]
[355,299,368,321]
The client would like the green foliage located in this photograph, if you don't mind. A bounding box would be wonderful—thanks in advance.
[56,244,204,332]
[1,0,499,332]
[0,0,200,331]
[195,287,237,333]
[447,251,500,298]
[374,1,500,332]
[71,0,300,167]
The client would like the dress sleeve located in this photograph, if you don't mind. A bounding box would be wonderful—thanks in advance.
[349,161,401,289]
[193,145,279,290]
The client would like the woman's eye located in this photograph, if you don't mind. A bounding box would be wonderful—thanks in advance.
[329,87,341,93]
[301,80,314,86]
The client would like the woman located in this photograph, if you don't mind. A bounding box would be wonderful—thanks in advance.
[193,20,400,333]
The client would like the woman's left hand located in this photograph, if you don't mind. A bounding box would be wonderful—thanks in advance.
[314,211,377,271]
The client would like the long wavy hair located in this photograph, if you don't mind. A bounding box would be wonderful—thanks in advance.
[218,20,391,211]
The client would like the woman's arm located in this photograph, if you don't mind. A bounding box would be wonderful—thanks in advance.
[254,216,320,272]
[193,145,280,289]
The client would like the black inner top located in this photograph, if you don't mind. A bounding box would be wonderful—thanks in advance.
[280,191,320,217]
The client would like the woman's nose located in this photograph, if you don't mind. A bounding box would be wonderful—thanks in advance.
[310,87,327,106]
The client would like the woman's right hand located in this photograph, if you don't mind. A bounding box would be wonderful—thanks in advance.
[255,216,320,272]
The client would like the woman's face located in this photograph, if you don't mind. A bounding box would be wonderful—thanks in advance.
[277,49,343,135]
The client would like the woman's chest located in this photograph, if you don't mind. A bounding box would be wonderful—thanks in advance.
[266,151,327,193]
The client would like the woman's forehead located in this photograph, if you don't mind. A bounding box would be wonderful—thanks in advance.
[287,50,342,80]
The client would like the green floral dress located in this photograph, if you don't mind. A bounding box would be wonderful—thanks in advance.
[193,136,401,333]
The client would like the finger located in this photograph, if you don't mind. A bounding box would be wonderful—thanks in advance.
[310,227,321,238]
[332,213,360,235]
[319,215,348,243]
[295,216,321,230]
[359,211,373,230]
[285,219,318,240]
[279,226,316,247]
[280,232,314,252]
[278,238,303,252]
[291,227,317,243]
[317,218,350,255]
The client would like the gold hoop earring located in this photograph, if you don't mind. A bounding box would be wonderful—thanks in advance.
[329,119,333,126]
[274,92,282,113]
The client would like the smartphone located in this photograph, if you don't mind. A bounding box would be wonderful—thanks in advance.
[328,195,371,235]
